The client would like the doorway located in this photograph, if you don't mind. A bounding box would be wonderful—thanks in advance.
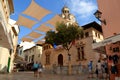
[58,54,63,66]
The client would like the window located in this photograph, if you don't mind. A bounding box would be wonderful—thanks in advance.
[25,55,28,61]
[95,32,97,37]
[29,56,31,62]
[113,47,119,52]
[81,47,84,59]
[77,46,85,60]
[77,48,80,60]
[31,55,34,62]
[85,32,89,37]
[98,34,100,38]
[46,54,50,65]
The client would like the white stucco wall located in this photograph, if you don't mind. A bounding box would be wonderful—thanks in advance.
[0,47,10,72]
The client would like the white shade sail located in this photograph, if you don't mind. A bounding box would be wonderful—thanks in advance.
[21,37,34,42]
[28,31,42,38]
[36,24,52,32]
[16,15,36,28]
[22,0,51,20]
[46,15,67,27]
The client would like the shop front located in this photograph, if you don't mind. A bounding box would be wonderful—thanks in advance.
[92,34,120,80]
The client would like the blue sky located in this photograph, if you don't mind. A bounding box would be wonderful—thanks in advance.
[10,0,98,44]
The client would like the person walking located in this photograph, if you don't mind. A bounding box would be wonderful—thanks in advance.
[88,60,93,78]
[38,62,43,77]
[33,61,39,77]
[95,65,98,78]
[96,60,102,79]
[102,59,108,79]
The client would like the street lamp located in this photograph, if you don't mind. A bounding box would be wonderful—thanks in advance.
[94,10,106,25]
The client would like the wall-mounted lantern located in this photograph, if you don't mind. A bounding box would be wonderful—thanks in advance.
[94,10,106,25]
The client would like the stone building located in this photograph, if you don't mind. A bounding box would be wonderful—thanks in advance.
[41,21,103,74]
[0,0,19,73]
[23,44,42,64]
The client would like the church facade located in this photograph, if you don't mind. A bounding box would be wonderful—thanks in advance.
[41,7,104,72]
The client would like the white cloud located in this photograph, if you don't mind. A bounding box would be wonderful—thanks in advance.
[64,0,97,18]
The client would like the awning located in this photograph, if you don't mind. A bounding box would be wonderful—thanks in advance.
[28,31,42,38]
[21,37,34,42]
[16,15,36,28]
[22,0,51,20]
[92,34,120,49]
[36,24,52,32]
[36,40,44,44]
[46,15,67,27]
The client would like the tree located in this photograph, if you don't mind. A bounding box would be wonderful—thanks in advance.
[45,22,83,74]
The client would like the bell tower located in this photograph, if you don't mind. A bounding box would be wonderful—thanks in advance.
[61,6,70,19]
[60,6,77,25]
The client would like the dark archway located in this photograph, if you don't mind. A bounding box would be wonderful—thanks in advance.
[58,54,63,66]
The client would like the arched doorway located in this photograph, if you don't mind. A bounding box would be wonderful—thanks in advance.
[58,54,63,66]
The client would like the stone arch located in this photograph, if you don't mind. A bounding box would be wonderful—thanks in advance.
[58,54,63,66]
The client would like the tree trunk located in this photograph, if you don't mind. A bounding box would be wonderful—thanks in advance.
[67,50,72,75]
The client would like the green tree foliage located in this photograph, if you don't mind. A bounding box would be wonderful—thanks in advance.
[45,22,83,52]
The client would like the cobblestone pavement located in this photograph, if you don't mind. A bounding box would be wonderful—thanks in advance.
[0,71,108,80]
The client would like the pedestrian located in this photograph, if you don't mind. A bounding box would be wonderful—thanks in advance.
[110,63,118,74]
[33,61,39,77]
[102,59,108,79]
[112,54,119,64]
[110,63,118,80]
[88,60,93,78]
[38,62,43,77]
[95,65,98,78]
[96,60,102,79]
